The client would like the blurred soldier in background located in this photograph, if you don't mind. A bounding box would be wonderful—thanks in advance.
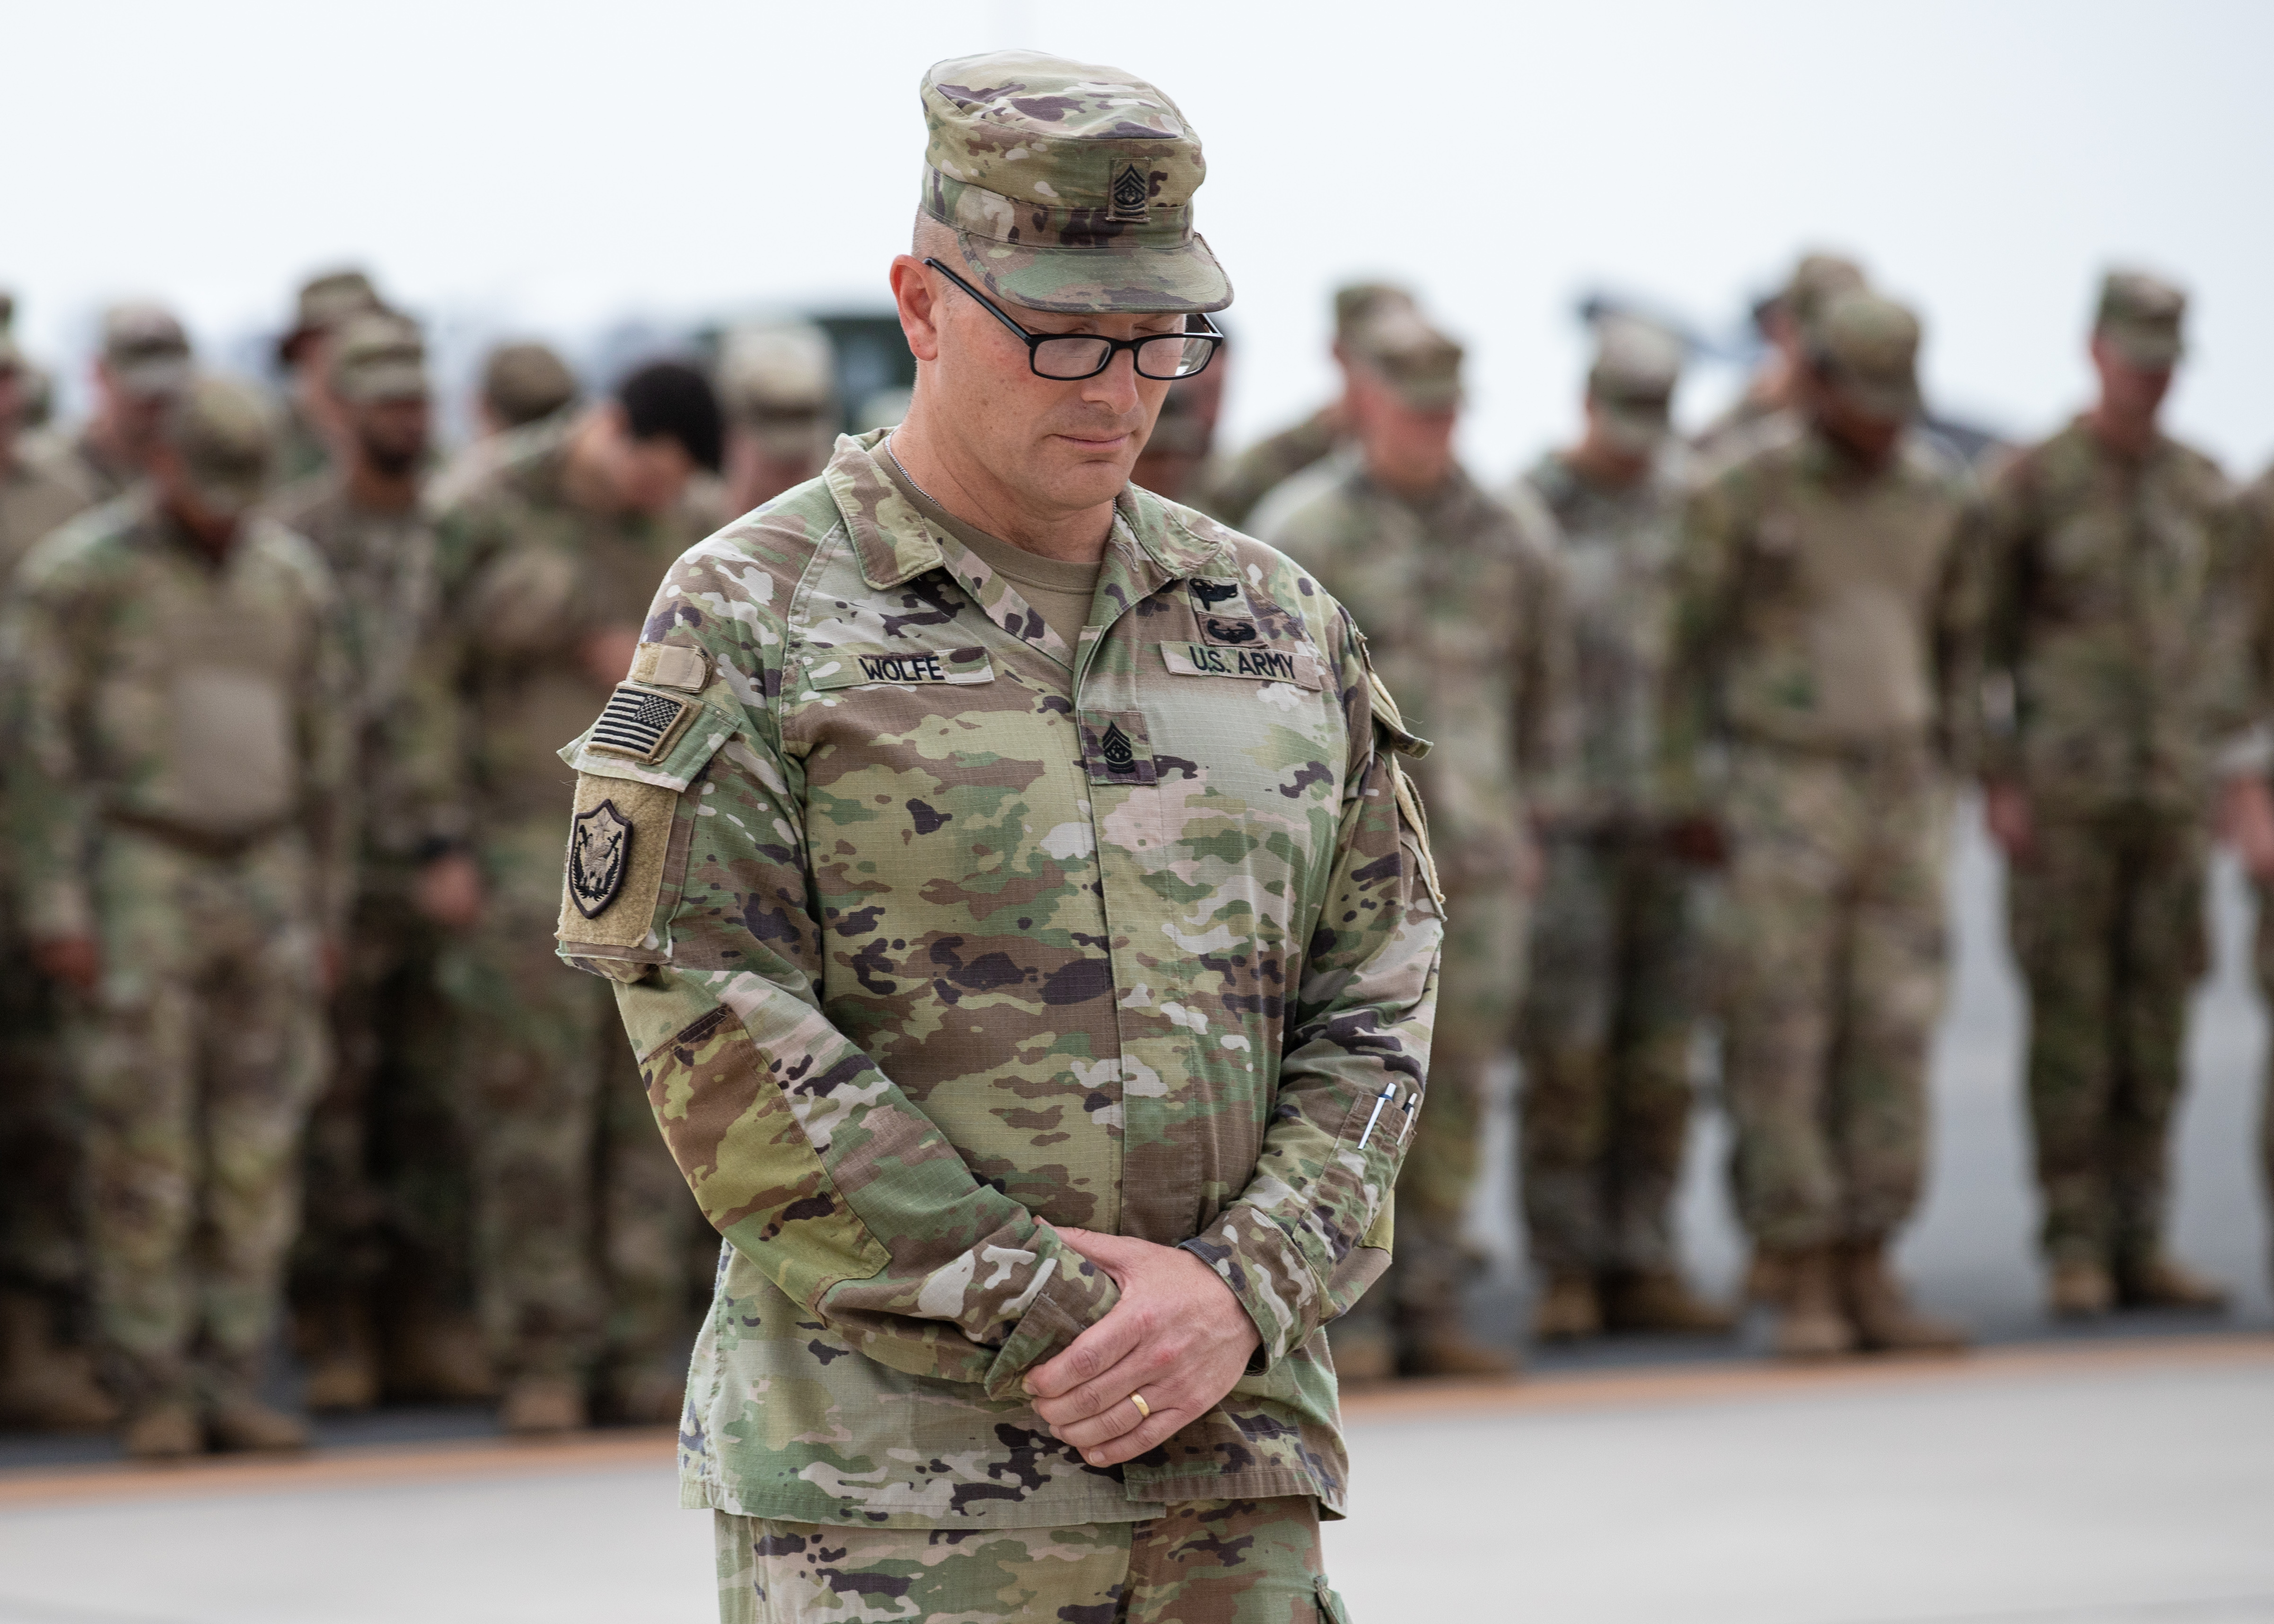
[1976,271,2249,1318]
[273,269,386,485]
[1695,253,1868,463]
[715,321,838,514]
[1192,280,1414,529]
[1516,317,1729,1341]
[2239,460,2274,1293]
[65,303,193,501]
[1666,290,1979,1359]
[265,314,489,1410]
[0,305,109,1432]
[9,376,351,1456]
[1130,327,1228,508]
[1268,303,1570,1379]
[417,361,725,1431]
[429,340,584,511]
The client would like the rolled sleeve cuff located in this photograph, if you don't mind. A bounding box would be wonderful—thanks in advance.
[979,1245,1120,1401]
[1180,1206,1321,1373]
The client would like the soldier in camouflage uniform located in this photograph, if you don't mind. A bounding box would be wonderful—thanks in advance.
[1131,331,1229,509]
[557,52,1429,1623]
[1666,291,1981,1359]
[7,376,352,1456]
[0,311,111,1432]
[1516,318,1730,1342]
[419,360,729,1432]
[1694,253,1868,465]
[64,304,193,502]
[1976,271,2252,1318]
[429,340,584,515]
[2238,460,2274,1295]
[265,313,492,1410]
[1186,282,1414,532]
[1267,304,1566,1381]
[272,269,386,487]
[717,323,839,516]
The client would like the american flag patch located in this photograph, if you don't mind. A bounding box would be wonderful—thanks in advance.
[589,685,692,762]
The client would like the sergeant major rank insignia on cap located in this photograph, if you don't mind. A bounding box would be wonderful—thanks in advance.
[1109,162,1150,223]
[568,800,632,918]
[590,684,694,764]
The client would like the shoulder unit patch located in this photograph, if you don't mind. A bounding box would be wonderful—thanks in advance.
[589,684,693,763]
[568,800,633,917]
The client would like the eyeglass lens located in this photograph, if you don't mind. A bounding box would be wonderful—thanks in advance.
[1030,332,1218,381]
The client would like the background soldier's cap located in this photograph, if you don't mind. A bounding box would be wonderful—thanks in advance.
[278,268,383,362]
[1810,289,1922,420]
[1332,282,1417,344]
[481,341,579,428]
[1759,251,1869,341]
[718,322,839,454]
[1347,304,1464,411]
[1587,315,1685,449]
[329,312,429,403]
[99,302,193,398]
[2096,269,2186,367]
[166,374,277,512]
[920,49,1230,314]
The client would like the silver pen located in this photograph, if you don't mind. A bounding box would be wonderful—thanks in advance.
[1357,1083,1399,1149]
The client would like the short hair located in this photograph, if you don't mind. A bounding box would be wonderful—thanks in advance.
[616,359,723,473]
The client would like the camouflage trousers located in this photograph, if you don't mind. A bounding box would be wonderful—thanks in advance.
[1712,744,1949,1251]
[71,826,327,1404]
[0,883,81,1300]
[2253,874,2274,1268]
[713,1498,1349,1624]
[2009,808,2206,1270]
[1517,829,1696,1276]
[1339,856,1524,1335]
[441,817,706,1389]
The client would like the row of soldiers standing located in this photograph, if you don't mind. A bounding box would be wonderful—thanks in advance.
[0,272,848,1453]
[1133,256,2274,1376]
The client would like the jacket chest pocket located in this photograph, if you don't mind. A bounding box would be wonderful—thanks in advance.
[1147,642,1344,812]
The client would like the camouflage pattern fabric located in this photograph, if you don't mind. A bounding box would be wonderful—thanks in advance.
[421,416,722,1388]
[1667,419,1981,1249]
[554,430,1441,1526]
[1975,419,2249,1267]
[1264,464,1568,1327]
[2246,466,2274,1255]
[714,1496,1348,1624]
[4,498,350,1403]
[1188,408,1342,532]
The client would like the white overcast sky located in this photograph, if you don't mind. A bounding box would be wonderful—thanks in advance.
[7,0,2272,480]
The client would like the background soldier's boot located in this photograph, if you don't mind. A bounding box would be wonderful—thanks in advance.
[204,1360,313,1453]
[1741,1249,1791,1307]
[1602,1269,1736,1336]
[2046,1259,2115,1318]
[2115,1254,2229,1312]
[1766,1247,1854,1359]
[1401,1312,1520,1379]
[382,1303,498,1402]
[1532,1273,1602,1341]
[296,1290,380,1413]
[120,1399,203,1460]
[604,1362,686,1425]
[500,1374,588,1434]
[1837,1241,1968,1353]
[0,1287,119,1430]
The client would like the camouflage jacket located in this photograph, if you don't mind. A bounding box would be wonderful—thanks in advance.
[1665,417,1983,807]
[1,435,97,586]
[266,472,440,865]
[2,492,353,939]
[1264,462,1572,875]
[1187,405,1342,531]
[2243,463,2274,771]
[1974,417,2251,815]
[418,418,724,838]
[1520,448,1687,829]
[554,431,1441,1528]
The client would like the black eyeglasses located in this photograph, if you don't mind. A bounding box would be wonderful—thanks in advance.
[923,258,1222,382]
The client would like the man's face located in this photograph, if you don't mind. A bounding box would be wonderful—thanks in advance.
[2090,334,2174,427]
[899,259,1178,515]
[350,394,430,478]
[1807,368,1905,465]
[1347,368,1457,498]
[726,424,827,514]
[148,444,249,550]
[611,420,698,517]
[95,362,176,455]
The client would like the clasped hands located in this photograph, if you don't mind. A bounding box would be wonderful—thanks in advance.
[1022,1226,1261,1469]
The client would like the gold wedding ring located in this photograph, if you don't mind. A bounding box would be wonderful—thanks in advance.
[1127,1391,1151,1423]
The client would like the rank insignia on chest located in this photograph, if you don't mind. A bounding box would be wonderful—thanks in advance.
[1080,709,1159,786]
[590,684,694,763]
[567,801,632,918]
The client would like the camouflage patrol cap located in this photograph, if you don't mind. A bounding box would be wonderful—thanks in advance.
[1810,289,1922,420]
[100,302,193,399]
[1587,315,1684,450]
[1332,282,1417,344]
[281,269,383,360]
[2095,269,2186,368]
[481,341,579,428]
[920,50,1230,314]
[165,374,278,514]
[329,312,429,403]
[1347,305,1463,412]
[1760,252,1869,341]
[718,322,838,456]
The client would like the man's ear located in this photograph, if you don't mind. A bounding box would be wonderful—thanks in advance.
[890,256,946,365]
